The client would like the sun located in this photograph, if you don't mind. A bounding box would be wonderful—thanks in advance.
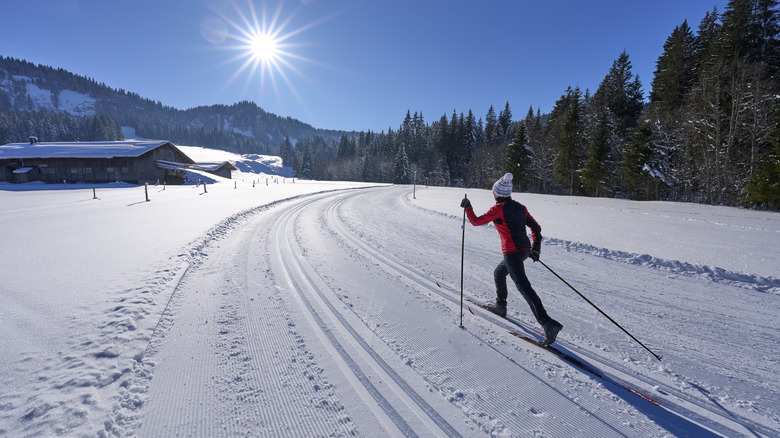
[250,32,278,62]
[205,0,335,102]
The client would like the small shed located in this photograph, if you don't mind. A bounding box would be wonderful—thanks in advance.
[154,160,237,180]
[196,161,237,179]
[0,140,197,185]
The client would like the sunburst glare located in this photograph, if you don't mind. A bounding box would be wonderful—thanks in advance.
[251,32,278,62]
[206,0,332,104]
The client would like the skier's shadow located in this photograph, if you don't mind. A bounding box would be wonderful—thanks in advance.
[486,311,723,438]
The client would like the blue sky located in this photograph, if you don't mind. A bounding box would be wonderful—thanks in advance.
[2,0,726,132]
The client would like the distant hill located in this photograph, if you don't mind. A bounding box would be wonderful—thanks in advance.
[0,55,352,154]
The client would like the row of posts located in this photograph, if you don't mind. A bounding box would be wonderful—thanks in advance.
[89,177,294,202]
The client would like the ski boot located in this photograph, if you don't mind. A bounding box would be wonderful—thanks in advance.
[484,303,507,318]
[542,320,563,346]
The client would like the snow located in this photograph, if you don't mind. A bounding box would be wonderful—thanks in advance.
[57,90,96,116]
[175,145,291,178]
[220,119,254,138]
[1,154,779,437]
[24,83,54,111]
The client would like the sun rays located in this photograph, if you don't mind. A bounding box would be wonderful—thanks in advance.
[204,0,327,103]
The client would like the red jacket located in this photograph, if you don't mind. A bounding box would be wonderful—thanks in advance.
[466,199,542,254]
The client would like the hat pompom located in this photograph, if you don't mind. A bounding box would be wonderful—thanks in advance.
[492,173,514,197]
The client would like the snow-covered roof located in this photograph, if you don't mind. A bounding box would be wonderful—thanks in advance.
[0,140,180,160]
[195,161,238,171]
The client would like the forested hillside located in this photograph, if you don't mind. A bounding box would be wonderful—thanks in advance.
[0,56,348,155]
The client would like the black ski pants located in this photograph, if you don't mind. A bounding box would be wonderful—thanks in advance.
[494,250,551,326]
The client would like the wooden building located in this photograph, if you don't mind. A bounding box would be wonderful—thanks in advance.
[194,161,237,179]
[0,140,198,185]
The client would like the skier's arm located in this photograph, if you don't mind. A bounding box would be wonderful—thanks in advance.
[466,203,501,227]
[526,211,543,248]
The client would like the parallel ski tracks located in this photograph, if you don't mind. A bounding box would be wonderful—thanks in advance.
[271,193,462,438]
[324,189,774,438]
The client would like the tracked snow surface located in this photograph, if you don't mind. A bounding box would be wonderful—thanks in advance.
[1,161,779,437]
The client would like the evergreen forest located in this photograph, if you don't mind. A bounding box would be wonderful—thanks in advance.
[288,0,780,210]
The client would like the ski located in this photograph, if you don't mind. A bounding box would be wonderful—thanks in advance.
[466,303,660,406]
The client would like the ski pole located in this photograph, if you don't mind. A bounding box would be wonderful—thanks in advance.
[538,259,662,361]
[460,194,467,328]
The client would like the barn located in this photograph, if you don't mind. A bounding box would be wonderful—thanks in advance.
[0,140,200,185]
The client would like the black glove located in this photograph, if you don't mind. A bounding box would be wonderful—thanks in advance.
[460,197,471,209]
[530,241,541,262]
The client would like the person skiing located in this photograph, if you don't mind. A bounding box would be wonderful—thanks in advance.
[460,173,563,346]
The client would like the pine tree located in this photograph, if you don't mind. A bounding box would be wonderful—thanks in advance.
[552,87,585,195]
[718,0,762,63]
[581,109,612,197]
[754,0,780,74]
[498,101,513,140]
[694,8,722,74]
[279,136,294,169]
[301,142,312,179]
[621,122,656,200]
[484,105,499,146]
[651,20,697,111]
[394,144,410,184]
[506,123,530,191]
[744,110,780,208]
[593,51,644,138]
[336,133,356,158]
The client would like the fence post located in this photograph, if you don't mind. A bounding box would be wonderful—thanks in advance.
[145,183,149,202]
[203,182,208,194]
[93,187,97,199]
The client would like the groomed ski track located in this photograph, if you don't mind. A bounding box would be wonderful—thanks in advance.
[126,186,777,437]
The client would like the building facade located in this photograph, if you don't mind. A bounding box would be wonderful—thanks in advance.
[0,140,199,185]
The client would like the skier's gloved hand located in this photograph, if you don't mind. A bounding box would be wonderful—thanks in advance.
[530,240,541,262]
[460,197,471,209]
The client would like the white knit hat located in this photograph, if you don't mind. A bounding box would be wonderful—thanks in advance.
[492,173,514,197]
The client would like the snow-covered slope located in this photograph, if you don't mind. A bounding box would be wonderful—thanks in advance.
[0,76,97,116]
[0,181,778,437]
[177,145,292,179]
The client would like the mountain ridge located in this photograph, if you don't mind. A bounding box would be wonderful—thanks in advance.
[0,55,354,154]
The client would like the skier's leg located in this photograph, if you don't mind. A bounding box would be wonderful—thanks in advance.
[493,260,509,306]
[504,251,551,326]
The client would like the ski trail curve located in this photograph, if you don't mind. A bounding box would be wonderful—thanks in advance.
[309,188,671,437]
[323,186,770,438]
[271,193,464,437]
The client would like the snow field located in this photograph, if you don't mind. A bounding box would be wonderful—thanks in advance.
[1,175,778,437]
[0,176,372,437]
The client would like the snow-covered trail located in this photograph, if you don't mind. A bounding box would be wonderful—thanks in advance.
[131,193,362,436]
[116,185,778,437]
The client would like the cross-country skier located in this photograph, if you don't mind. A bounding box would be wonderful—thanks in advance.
[460,173,563,346]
